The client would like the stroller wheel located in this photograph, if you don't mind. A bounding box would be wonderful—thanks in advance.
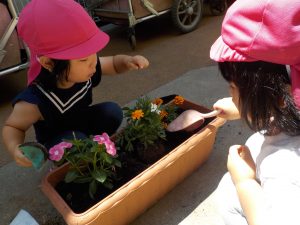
[127,27,136,50]
[171,0,203,34]
[129,35,136,50]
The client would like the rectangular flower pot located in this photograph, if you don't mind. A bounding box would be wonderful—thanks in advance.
[41,99,226,225]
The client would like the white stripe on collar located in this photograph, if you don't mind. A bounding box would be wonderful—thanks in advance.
[36,79,92,113]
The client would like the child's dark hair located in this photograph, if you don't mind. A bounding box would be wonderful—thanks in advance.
[36,59,70,90]
[218,61,300,136]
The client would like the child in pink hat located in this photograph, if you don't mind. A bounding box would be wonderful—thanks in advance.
[211,0,300,224]
[2,0,149,167]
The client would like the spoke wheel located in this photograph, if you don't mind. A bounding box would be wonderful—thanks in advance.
[171,0,203,33]
[127,27,136,50]
[129,35,136,50]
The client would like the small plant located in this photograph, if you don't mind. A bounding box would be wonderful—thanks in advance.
[48,132,121,198]
[20,95,184,199]
[115,95,184,152]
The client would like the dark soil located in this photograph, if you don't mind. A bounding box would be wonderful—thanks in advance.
[55,108,214,213]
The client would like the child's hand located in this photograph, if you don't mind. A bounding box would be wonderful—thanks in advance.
[227,145,256,185]
[126,55,149,70]
[14,146,33,167]
[213,97,240,120]
[102,55,149,74]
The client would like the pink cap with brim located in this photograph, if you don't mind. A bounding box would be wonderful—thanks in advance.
[17,0,110,85]
[210,0,300,107]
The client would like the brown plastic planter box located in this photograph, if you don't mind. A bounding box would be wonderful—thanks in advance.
[41,99,225,225]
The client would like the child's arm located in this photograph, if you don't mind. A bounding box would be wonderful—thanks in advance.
[228,145,264,225]
[99,55,149,75]
[2,101,41,167]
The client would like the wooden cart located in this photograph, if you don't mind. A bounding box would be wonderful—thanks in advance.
[0,0,30,77]
[93,0,204,49]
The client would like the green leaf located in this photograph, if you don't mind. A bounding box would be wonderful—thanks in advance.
[73,176,93,184]
[104,154,113,164]
[103,181,113,189]
[91,169,107,183]
[78,153,94,163]
[114,159,122,168]
[90,145,99,153]
[64,170,80,183]
[89,180,97,199]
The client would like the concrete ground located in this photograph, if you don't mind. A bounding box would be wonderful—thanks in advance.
[0,10,252,225]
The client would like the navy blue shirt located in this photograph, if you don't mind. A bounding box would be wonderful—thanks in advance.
[12,59,102,143]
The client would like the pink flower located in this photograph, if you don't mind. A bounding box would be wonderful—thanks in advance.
[93,133,116,156]
[93,134,106,144]
[105,141,116,156]
[49,141,72,161]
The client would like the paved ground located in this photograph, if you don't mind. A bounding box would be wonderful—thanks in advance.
[0,10,252,225]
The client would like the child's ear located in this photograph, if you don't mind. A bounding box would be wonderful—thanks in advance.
[278,98,286,108]
[39,56,54,72]
[279,85,292,108]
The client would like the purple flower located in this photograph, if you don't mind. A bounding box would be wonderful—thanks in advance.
[93,133,116,156]
[49,142,72,161]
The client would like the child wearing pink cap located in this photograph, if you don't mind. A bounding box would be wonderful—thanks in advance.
[210,0,300,224]
[2,0,149,167]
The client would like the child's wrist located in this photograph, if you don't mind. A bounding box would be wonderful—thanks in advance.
[14,145,23,158]
[235,178,258,188]
[112,55,119,73]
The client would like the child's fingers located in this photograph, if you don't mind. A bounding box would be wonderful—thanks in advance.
[229,145,243,160]
[213,97,240,120]
[238,146,256,171]
[139,57,149,68]
[228,145,256,183]
[130,56,149,69]
[127,62,139,70]
[14,149,33,167]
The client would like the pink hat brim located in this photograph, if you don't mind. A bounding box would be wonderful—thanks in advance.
[210,36,300,109]
[210,36,256,62]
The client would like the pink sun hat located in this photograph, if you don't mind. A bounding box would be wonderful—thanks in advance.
[17,0,110,85]
[210,0,300,107]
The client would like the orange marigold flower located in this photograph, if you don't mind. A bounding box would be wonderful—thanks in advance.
[174,95,184,105]
[160,110,168,118]
[153,98,163,106]
[131,109,144,120]
[162,122,168,129]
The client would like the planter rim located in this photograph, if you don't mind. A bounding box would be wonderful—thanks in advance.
[42,123,225,214]
[41,99,226,222]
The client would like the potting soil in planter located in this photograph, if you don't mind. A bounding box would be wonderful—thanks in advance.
[54,117,213,213]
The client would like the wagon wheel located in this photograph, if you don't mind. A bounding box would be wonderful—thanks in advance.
[171,0,203,33]
[209,0,226,16]
[129,34,136,50]
[128,27,136,50]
